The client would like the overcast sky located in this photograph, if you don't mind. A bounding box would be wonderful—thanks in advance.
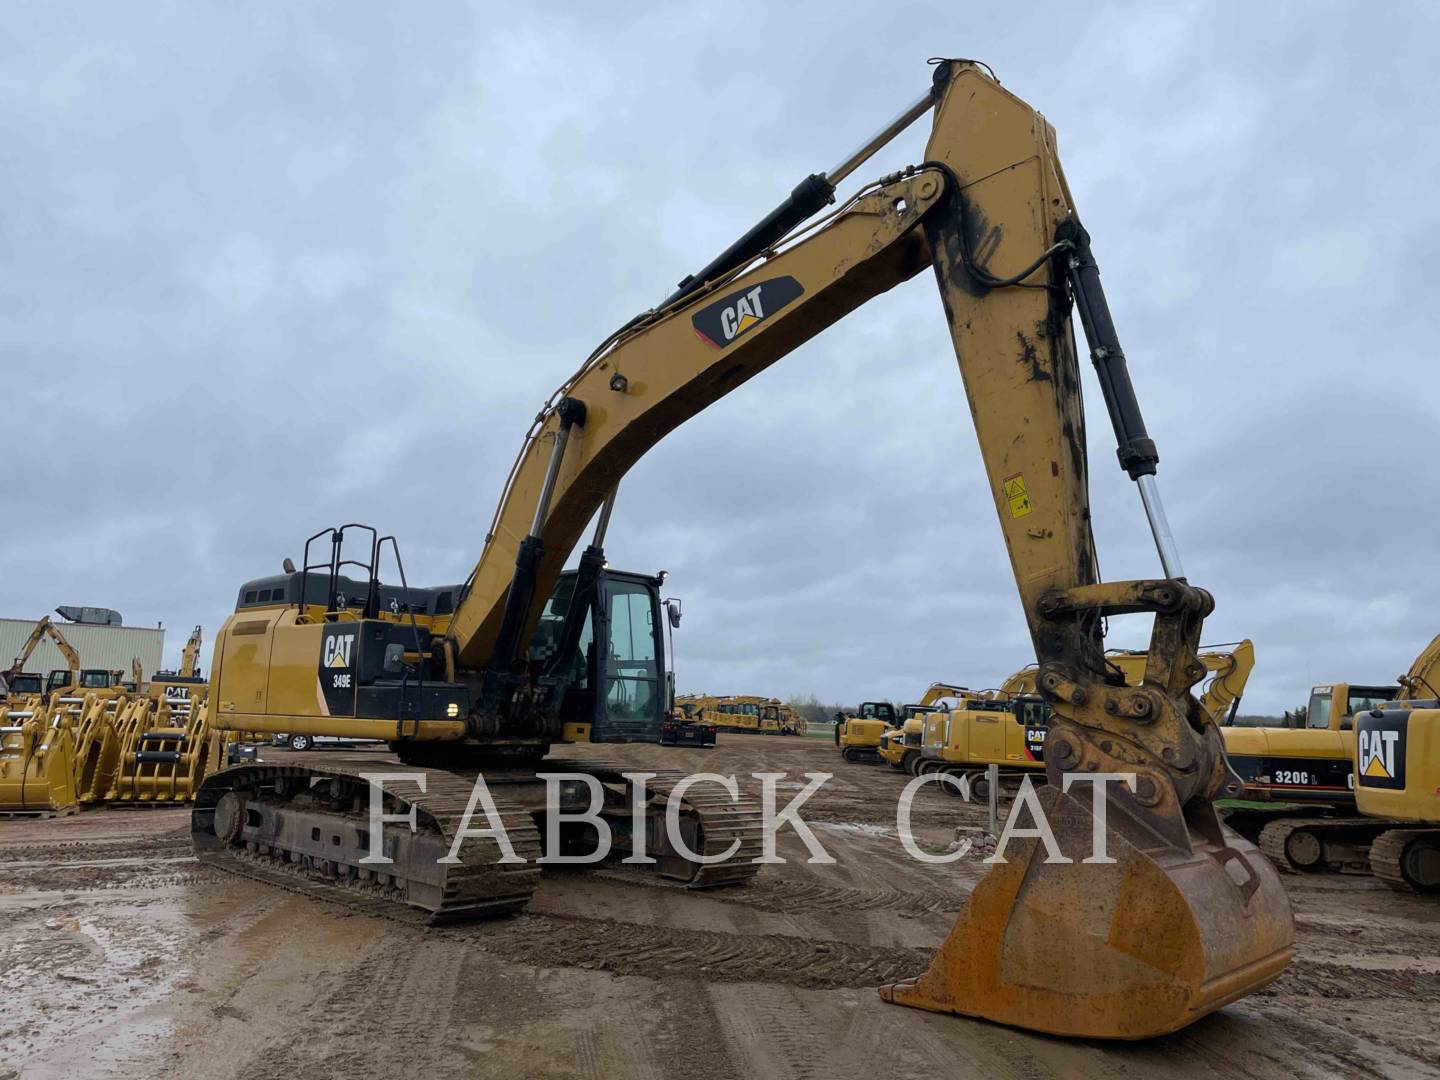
[3,2,1437,714]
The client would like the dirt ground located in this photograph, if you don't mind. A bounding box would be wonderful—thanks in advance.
[2,735,1437,1080]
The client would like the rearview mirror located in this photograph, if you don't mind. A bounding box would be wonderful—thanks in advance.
[664,598,682,629]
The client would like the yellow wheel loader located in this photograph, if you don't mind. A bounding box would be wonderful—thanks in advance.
[190,59,1291,1039]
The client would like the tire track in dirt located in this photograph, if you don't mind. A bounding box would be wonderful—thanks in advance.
[452,912,933,989]
[727,877,962,916]
[1262,959,1440,1004]
[234,931,465,1080]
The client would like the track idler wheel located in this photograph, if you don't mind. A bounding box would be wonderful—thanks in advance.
[879,782,1293,1039]
[213,791,249,845]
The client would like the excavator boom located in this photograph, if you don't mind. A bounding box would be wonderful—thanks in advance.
[1399,632,1440,700]
[179,625,203,680]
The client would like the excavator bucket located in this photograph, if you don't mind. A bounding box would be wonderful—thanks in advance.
[0,702,81,816]
[880,782,1293,1039]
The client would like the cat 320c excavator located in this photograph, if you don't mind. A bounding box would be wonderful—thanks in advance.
[192,59,1292,1040]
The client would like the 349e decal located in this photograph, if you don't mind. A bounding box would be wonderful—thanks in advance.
[318,625,358,716]
[691,276,804,348]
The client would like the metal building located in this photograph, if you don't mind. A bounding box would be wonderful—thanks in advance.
[0,616,165,682]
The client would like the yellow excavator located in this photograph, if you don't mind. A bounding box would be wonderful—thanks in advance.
[913,692,1052,799]
[896,644,1254,787]
[2,616,63,701]
[834,701,898,762]
[1354,693,1440,893]
[1224,632,1438,879]
[1110,640,1255,726]
[1001,640,1253,724]
[190,59,1291,1039]
[1,615,84,701]
[879,682,973,771]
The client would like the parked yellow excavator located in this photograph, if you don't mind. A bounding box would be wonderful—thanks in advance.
[1224,632,1438,880]
[1353,696,1440,893]
[835,701,898,761]
[893,643,1255,789]
[878,683,973,771]
[190,59,1291,1039]
[0,615,92,702]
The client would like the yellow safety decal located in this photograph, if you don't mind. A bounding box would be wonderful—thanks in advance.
[1002,473,1032,518]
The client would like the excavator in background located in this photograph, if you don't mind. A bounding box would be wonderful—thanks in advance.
[190,59,1291,1039]
[1,615,81,701]
[152,625,208,704]
[10,617,123,700]
[1354,697,1440,893]
[834,701,898,762]
[879,682,973,771]
[1001,641,1254,725]
[180,625,203,679]
[892,644,1254,788]
[1109,640,1255,726]
[913,692,1052,798]
[1222,632,1437,878]
[1,617,60,701]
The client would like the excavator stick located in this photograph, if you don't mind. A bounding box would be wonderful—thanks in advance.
[865,62,1294,1036]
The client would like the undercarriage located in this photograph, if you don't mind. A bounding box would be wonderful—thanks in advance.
[192,754,765,923]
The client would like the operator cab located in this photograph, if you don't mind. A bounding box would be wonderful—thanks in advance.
[527,567,668,744]
[3,672,43,698]
[1307,684,1399,730]
[43,668,115,695]
[857,701,897,725]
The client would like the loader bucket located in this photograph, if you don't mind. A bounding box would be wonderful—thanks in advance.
[879,782,1292,1039]
[0,708,80,816]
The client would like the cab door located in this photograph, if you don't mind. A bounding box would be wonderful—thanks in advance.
[591,574,664,743]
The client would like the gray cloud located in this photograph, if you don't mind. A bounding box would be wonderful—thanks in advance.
[3,1,1437,714]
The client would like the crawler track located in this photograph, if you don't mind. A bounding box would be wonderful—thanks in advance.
[193,760,544,923]
[192,754,765,923]
[1370,828,1440,894]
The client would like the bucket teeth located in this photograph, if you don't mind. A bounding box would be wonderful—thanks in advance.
[879,783,1293,1039]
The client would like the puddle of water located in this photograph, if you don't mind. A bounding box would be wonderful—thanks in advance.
[2,893,194,1077]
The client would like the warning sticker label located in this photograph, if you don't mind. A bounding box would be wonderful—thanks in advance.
[1002,473,1032,518]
